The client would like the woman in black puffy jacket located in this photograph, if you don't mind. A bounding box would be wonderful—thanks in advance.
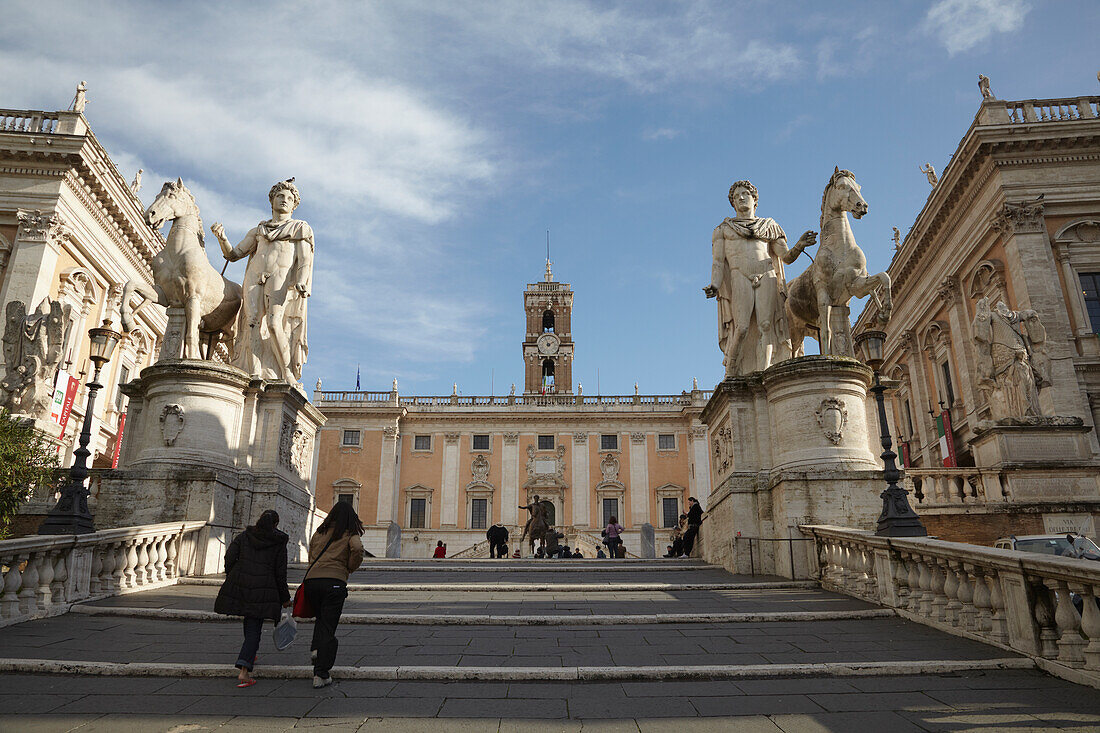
[214,509,291,686]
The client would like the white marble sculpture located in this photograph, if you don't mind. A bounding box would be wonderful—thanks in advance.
[892,227,901,251]
[978,74,994,100]
[920,163,938,187]
[130,168,142,195]
[972,297,1052,420]
[704,180,816,376]
[1,298,71,417]
[786,168,891,357]
[121,179,243,359]
[70,82,87,113]
[213,179,314,384]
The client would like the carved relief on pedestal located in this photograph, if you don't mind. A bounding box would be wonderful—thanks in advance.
[278,415,295,469]
[991,198,1045,234]
[711,424,733,474]
[291,426,311,475]
[160,404,185,446]
[815,398,848,445]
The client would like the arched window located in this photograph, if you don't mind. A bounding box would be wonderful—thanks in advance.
[542,309,555,332]
[542,358,555,388]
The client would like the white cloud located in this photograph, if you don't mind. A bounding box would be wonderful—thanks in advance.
[642,127,682,141]
[924,0,1029,55]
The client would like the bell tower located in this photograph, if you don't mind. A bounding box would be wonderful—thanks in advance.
[523,258,574,394]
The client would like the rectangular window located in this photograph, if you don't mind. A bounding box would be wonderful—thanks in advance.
[114,365,130,413]
[336,493,355,507]
[1081,272,1100,334]
[410,498,426,528]
[940,361,955,408]
[662,497,679,528]
[602,498,618,527]
[342,430,360,447]
[471,498,488,529]
[600,434,618,451]
[472,434,490,451]
[537,434,555,450]
[658,434,676,450]
[414,435,431,451]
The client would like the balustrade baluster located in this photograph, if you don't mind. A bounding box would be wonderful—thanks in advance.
[35,550,55,609]
[135,539,150,586]
[1047,579,1086,666]
[892,553,909,608]
[155,535,169,580]
[971,566,993,633]
[1032,581,1061,659]
[956,564,976,631]
[51,550,68,606]
[1,555,23,620]
[930,560,948,622]
[943,561,961,625]
[987,572,1008,643]
[113,542,129,590]
[165,535,179,578]
[918,556,934,615]
[89,546,104,595]
[19,552,40,618]
[143,537,158,583]
[1078,583,1100,671]
[906,554,921,613]
[124,540,138,589]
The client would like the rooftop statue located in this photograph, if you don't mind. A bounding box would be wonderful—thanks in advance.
[786,168,892,357]
[704,180,816,376]
[213,179,314,384]
[121,178,242,360]
[130,168,142,195]
[70,81,87,114]
[978,74,994,100]
[892,227,901,251]
[920,163,938,187]
[972,297,1052,420]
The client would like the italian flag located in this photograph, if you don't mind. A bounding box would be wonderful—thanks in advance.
[936,410,956,467]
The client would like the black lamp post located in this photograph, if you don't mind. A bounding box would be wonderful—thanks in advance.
[854,330,927,538]
[39,319,122,535]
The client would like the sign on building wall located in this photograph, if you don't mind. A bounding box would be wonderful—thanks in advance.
[1043,513,1097,539]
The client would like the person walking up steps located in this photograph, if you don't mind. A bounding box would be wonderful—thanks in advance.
[681,497,706,558]
[304,501,365,688]
[214,509,291,688]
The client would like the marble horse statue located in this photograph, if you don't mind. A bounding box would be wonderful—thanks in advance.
[786,168,891,357]
[120,179,242,359]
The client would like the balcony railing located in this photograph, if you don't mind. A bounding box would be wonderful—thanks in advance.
[804,526,1100,676]
[316,389,714,409]
[0,109,60,134]
[902,467,1008,506]
[1006,96,1098,124]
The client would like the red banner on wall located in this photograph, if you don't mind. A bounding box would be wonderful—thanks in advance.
[111,413,126,468]
[52,370,80,434]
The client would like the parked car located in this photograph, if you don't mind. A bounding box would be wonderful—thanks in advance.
[994,534,1100,561]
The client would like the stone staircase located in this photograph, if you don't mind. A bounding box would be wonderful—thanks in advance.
[3,557,1100,728]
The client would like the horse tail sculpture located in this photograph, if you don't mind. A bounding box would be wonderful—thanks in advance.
[119,279,163,333]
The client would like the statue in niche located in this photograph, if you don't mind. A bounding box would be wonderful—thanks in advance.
[1,298,71,417]
[704,180,816,376]
[972,297,1052,420]
[213,178,314,384]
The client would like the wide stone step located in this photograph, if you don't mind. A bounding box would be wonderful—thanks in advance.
[182,578,813,592]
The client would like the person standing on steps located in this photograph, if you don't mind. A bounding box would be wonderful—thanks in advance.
[681,498,706,558]
[214,509,291,688]
[486,522,509,558]
[603,516,624,559]
[433,540,447,558]
[304,501,364,688]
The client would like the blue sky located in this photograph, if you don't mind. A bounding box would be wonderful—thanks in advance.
[2,1,1098,395]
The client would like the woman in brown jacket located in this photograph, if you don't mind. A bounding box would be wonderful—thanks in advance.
[304,501,365,687]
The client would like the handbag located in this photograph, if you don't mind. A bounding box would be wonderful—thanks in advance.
[273,607,297,650]
[292,533,338,619]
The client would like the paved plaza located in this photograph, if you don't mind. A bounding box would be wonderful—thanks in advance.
[4,560,1100,731]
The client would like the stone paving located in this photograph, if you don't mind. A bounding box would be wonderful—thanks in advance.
[3,559,1100,731]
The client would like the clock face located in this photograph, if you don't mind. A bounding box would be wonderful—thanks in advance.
[537,333,560,355]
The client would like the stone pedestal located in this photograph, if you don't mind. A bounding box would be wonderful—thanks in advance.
[94,360,325,573]
[699,356,885,578]
[969,418,1100,500]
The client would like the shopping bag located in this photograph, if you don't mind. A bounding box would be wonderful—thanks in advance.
[273,608,297,650]
[292,584,313,618]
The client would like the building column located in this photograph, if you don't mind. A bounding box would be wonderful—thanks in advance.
[501,433,519,526]
[0,210,68,314]
[571,432,590,527]
[628,432,649,526]
[938,276,979,423]
[690,425,711,504]
[1055,245,1093,341]
[376,426,399,524]
[901,330,935,464]
[441,433,460,527]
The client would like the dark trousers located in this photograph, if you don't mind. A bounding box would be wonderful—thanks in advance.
[490,542,507,558]
[604,537,620,558]
[671,538,684,556]
[304,577,348,676]
[682,525,700,556]
[236,616,264,671]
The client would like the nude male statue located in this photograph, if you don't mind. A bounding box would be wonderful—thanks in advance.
[212,178,313,383]
[703,180,816,376]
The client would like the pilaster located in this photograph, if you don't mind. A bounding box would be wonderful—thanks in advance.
[376,426,399,525]
[571,432,590,527]
[501,432,519,525]
[628,432,649,526]
[440,432,460,527]
[0,210,69,311]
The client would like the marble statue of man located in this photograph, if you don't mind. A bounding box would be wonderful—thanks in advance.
[972,297,1052,420]
[704,180,816,376]
[70,82,87,113]
[920,163,938,187]
[892,227,901,251]
[130,168,142,195]
[212,178,314,384]
[978,74,994,100]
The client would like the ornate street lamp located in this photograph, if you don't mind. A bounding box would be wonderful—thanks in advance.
[854,330,927,538]
[39,319,122,535]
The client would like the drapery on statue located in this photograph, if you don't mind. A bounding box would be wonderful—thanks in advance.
[785,168,891,357]
[1,298,71,417]
[978,74,994,100]
[703,179,816,376]
[120,178,242,359]
[213,179,314,384]
[519,494,552,553]
[972,297,1052,420]
[920,163,938,187]
[70,81,87,113]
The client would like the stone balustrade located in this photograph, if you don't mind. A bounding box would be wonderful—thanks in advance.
[803,525,1100,678]
[0,521,206,628]
[315,390,713,410]
[0,109,60,133]
[1006,96,1098,124]
[902,467,1008,506]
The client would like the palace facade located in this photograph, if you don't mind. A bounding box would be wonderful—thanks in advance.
[855,86,1100,544]
[314,269,712,557]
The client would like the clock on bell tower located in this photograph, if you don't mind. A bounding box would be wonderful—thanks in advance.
[523,258,574,394]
